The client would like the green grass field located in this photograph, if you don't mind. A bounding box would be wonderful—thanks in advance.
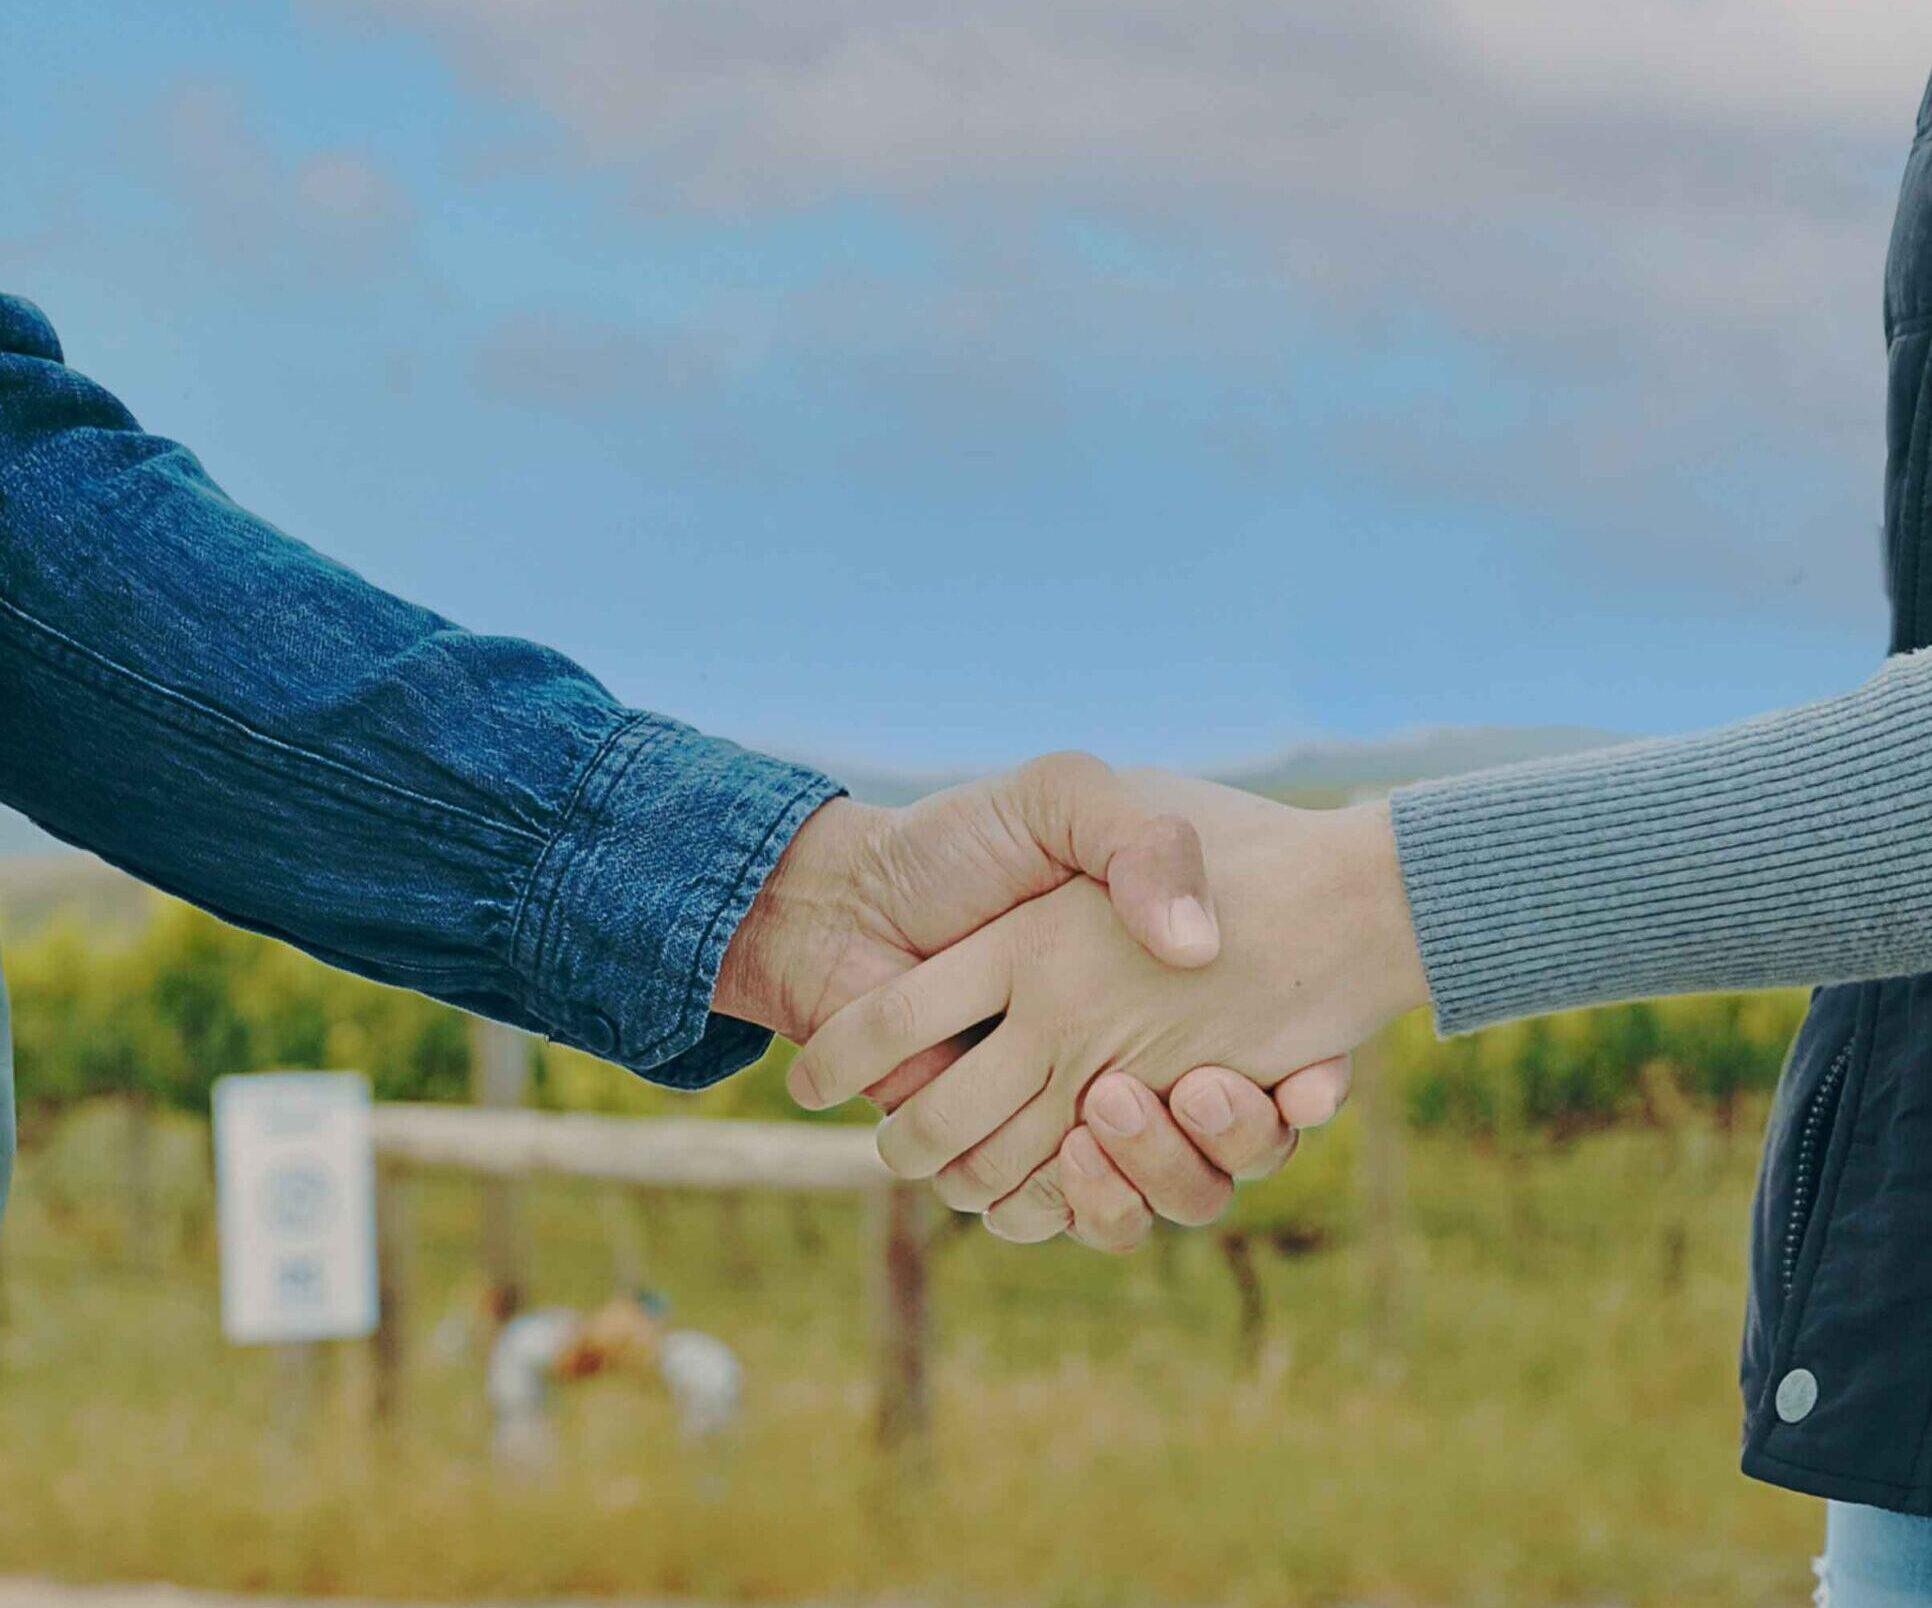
[0,1105,1817,1607]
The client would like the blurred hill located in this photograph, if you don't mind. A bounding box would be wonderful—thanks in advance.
[0,805,156,936]
[0,851,157,937]
[0,809,57,860]
[831,723,1624,807]
[1216,723,1622,798]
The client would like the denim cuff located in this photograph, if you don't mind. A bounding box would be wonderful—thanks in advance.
[517,714,843,1088]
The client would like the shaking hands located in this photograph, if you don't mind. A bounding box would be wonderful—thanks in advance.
[720,758,1427,1251]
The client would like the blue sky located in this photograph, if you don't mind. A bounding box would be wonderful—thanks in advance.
[5,0,1929,772]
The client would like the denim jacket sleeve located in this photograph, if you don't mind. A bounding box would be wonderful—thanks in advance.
[0,295,843,1089]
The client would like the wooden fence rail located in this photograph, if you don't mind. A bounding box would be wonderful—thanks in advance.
[369,1106,894,1191]
[365,1103,929,1448]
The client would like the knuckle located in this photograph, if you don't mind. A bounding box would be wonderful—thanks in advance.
[1023,749,1110,800]
[937,1146,1006,1212]
[986,1198,1068,1243]
[1023,1167,1069,1218]
[1084,1213,1148,1254]
[786,1053,824,1106]
[1146,812,1201,858]
[983,1167,1070,1239]
[1086,1191,1149,1243]
[932,1172,981,1214]
[890,1101,962,1175]
[980,1208,1026,1242]
[916,1100,962,1149]
[867,984,921,1047]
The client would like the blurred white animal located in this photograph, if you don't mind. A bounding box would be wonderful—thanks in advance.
[484,1291,741,1467]
[657,1327,742,1439]
[486,1305,582,1467]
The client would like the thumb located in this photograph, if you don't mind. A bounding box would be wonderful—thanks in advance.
[1106,809,1219,967]
[1271,1053,1353,1129]
[1013,752,1219,968]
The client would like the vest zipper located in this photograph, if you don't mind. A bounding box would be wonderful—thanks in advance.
[1781,1041,1853,1297]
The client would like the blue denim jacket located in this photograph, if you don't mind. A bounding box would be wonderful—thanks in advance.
[0,293,843,1209]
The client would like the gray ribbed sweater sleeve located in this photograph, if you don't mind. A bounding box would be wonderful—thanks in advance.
[1389,648,1932,1036]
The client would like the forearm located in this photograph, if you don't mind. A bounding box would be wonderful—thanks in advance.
[0,295,840,1086]
[1392,649,1932,1033]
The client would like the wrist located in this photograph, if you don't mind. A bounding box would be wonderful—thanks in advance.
[714,795,884,1042]
[1336,798,1430,1025]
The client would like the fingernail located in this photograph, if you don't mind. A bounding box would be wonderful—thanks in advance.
[786,1061,821,1109]
[1177,1080,1235,1136]
[1064,1130,1109,1179]
[1085,1078,1147,1139]
[1166,896,1218,954]
[1279,1079,1339,1129]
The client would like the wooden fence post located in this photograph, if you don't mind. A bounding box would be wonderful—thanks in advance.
[873,1181,930,1450]
[600,1185,646,1294]
[122,1090,156,1269]
[372,1161,412,1424]
[271,1342,318,1444]
[1219,1230,1265,1371]
[1358,1030,1408,1350]
[718,1189,757,1288]
[470,1019,529,1316]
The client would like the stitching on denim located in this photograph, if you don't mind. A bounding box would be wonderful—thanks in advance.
[631,774,836,1070]
[132,879,497,987]
[540,721,672,978]
[0,591,542,845]
[510,712,657,986]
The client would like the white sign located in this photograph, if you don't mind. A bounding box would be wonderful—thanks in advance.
[213,1072,378,1345]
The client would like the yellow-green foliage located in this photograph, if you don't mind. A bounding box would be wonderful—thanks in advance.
[1390,991,1809,1136]
[7,902,469,1114]
[5,898,1813,1150]
[4,900,830,1125]
[5,896,853,1120]
[26,1097,213,1256]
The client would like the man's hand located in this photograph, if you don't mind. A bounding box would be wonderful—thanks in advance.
[1043,1058,1355,1252]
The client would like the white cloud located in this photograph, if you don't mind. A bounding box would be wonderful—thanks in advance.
[150,80,414,280]
[317,1,1930,206]
[313,0,1932,623]
[311,1,1925,394]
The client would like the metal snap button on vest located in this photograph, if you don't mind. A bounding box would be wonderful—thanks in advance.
[1776,1368,1819,1424]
